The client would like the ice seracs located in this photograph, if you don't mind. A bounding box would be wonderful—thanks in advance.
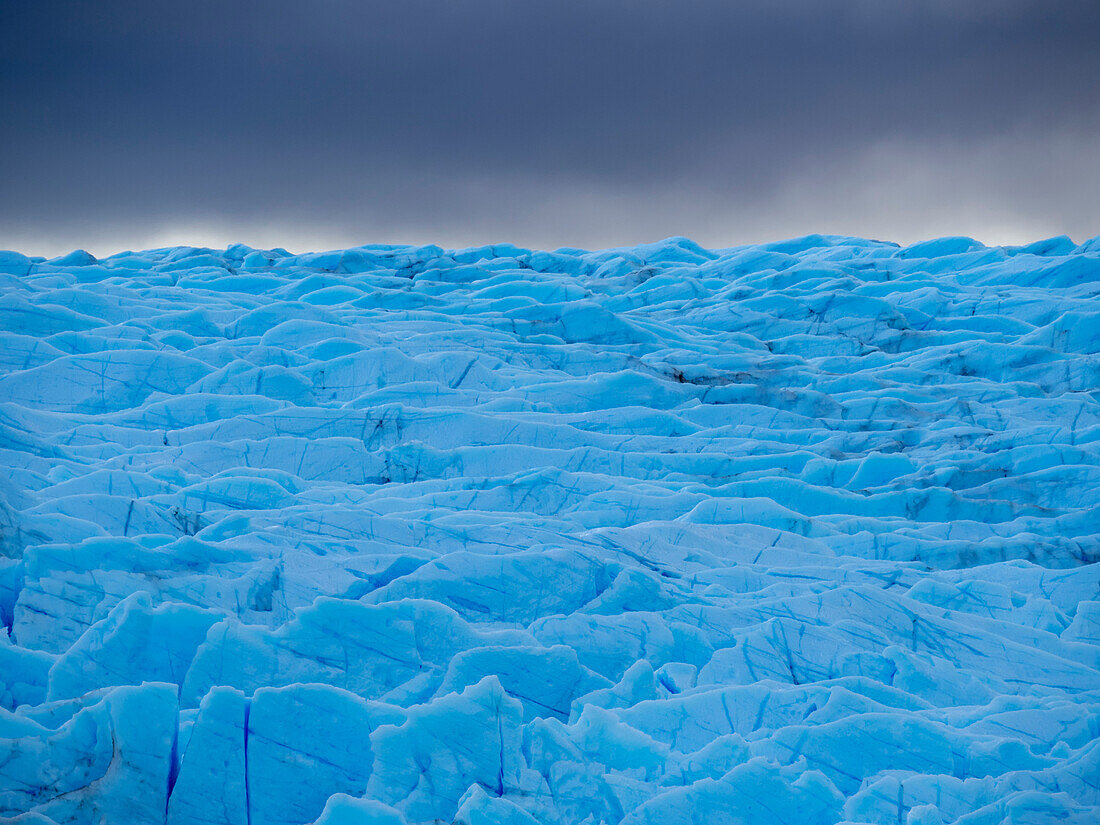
[1,234,1098,824]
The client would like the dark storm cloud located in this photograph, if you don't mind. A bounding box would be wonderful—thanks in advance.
[2,0,1098,254]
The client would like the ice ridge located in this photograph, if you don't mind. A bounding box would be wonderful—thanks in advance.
[0,234,1098,824]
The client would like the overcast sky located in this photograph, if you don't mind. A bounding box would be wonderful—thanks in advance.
[3,0,1099,256]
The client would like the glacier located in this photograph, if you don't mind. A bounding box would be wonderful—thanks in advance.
[0,233,1098,825]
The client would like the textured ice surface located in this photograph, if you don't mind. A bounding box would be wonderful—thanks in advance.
[1,235,1099,824]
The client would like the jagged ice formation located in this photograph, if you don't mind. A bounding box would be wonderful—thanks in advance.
[0,234,1098,825]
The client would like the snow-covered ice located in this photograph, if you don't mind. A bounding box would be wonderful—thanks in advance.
[0,234,1098,824]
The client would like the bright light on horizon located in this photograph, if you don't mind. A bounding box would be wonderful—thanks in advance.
[3,218,1085,261]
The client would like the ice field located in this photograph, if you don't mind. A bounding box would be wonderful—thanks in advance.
[0,234,1098,824]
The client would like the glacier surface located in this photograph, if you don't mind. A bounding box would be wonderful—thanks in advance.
[0,234,1098,824]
